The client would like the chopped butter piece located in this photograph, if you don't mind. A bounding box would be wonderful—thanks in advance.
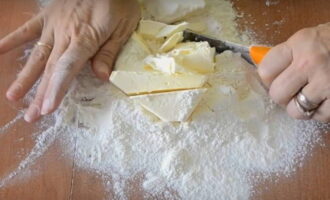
[110,71,207,95]
[144,55,186,74]
[114,32,151,71]
[159,32,184,52]
[132,88,207,122]
[169,42,215,73]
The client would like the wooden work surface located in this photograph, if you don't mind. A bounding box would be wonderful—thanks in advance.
[0,0,329,199]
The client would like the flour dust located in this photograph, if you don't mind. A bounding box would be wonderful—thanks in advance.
[0,0,329,200]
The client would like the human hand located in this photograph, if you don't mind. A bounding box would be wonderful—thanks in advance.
[0,0,140,123]
[258,23,330,123]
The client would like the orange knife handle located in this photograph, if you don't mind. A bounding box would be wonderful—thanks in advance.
[249,46,271,65]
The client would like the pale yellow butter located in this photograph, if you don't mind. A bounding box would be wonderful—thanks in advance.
[156,22,188,38]
[144,55,186,74]
[114,32,151,71]
[110,71,207,95]
[159,31,184,52]
[169,42,215,73]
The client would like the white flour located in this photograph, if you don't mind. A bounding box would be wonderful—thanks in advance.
[0,112,24,135]
[1,0,329,200]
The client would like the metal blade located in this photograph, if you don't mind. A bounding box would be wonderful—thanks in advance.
[183,30,254,65]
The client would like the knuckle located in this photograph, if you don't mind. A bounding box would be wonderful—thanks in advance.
[277,42,291,55]
[74,37,97,55]
[307,54,327,65]
[257,68,272,86]
[98,48,116,60]
[32,48,49,62]
[295,53,327,73]
[269,84,287,105]
[32,96,43,107]
[20,20,40,37]
[20,23,32,35]
[292,28,314,41]
[56,59,75,72]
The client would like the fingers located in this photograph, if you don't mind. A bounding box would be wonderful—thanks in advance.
[258,43,293,87]
[286,73,328,121]
[92,20,137,81]
[91,37,122,81]
[24,35,69,123]
[268,63,308,106]
[286,98,329,122]
[6,31,53,101]
[0,15,43,54]
[40,41,95,115]
[300,72,328,104]
[24,71,52,123]
[313,100,330,123]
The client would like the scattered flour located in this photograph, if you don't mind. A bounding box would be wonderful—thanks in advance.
[1,0,329,200]
[265,0,280,7]
[0,112,24,135]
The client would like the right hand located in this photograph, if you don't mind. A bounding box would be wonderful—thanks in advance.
[258,23,330,123]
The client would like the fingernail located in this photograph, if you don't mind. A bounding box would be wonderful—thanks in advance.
[96,62,110,80]
[41,99,52,115]
[24,105,40,123]
[6,85,22,100]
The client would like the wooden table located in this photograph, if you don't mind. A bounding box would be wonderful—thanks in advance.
[0,0,329,199]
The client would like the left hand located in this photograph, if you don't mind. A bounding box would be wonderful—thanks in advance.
[0,0,140,123]
[258,23,330,123]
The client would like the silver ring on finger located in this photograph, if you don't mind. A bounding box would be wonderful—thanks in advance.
[35,42,53,51]
[296,92,320,110]
[294,92,320,118]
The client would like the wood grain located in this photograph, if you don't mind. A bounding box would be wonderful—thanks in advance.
[0,1,74,200]
[0,0,329,200]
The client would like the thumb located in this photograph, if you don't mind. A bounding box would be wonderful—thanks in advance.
[92,20,138,81]
[92,37,122,81]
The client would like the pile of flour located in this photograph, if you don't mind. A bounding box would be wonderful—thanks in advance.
[1,0,329,199]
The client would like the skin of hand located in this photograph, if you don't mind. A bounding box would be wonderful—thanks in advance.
[258,23,330,123]
[0,0,140,123]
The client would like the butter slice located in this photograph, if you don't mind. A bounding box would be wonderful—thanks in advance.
[138,20,167,39]
[132,88,207,122]
[156,22,188,38]
[159,32,184,52]
[114,32,151,71]
[138,20,188,39]
[169,42,215,73]
[110,71,207,95]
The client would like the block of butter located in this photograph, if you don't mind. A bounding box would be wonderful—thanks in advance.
[110,71,207,95]
[132,88,207,122]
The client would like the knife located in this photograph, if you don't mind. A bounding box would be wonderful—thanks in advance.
[182,30,271,66]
